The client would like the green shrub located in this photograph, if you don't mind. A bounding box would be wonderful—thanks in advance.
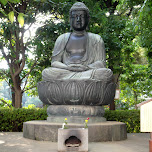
[0,107,47,132]
[104,110,140,133]
[0,108,140,133]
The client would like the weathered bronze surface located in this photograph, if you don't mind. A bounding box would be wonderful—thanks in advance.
[38,2,115,105]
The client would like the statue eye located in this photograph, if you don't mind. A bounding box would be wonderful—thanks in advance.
[71,14,77,18]
[71,14,85,18]
[80,14,85,18]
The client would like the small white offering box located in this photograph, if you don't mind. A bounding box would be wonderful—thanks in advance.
[58,128,88,152]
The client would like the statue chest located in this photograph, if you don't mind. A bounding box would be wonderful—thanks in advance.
[65,34,87,63]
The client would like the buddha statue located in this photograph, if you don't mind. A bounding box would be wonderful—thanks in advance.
[42,2,113,82]
[38,2,116,106]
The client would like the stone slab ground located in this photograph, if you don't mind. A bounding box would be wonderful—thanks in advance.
[0,132,149,152]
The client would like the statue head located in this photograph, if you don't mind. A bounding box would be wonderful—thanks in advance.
[69,2,90,31]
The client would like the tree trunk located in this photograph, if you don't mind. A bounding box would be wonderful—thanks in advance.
[11,87,15,107]
[110,101,115,110]
[14,88,22,108]
[13,74,22,108]
[110,74,120,110]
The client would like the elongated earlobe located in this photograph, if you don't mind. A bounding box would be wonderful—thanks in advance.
[86,17,90,31]
[70,18,73,31]
[70,26,73,31]
[86,25,89,31]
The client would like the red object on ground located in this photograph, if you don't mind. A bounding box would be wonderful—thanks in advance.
[150,133,152,152]
[149,140,152,152]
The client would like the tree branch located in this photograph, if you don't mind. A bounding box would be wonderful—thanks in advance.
[0,98,12,108]
[0,47,14,76]
[21,60,37,81]
[126,7,133,16]
[7,1,19,14]
[22,60,37,92]
[23,85,37,93]
[24,22,34,32]
[14,30,25,76]
[0,69,9,78]
[1,47,10,66]
[0,77,9,87]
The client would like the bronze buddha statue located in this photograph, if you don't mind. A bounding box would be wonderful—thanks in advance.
[38,2,115,106]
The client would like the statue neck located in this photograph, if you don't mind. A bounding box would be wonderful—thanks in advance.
[72,30,86,36]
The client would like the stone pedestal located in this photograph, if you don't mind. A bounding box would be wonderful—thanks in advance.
[47,105,105,117]
[38,79,116,105]
[23,121,127,142]
[23,105,127,142]
[47,105,106,124]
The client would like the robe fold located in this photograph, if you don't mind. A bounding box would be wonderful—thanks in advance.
[42,32,113,81]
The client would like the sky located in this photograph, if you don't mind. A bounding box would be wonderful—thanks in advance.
[0,60,8,69]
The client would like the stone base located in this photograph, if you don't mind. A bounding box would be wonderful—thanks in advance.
[47,105,105,117]
[47,116,106,123]
[47,105,106,124]
[38,79,116,105]
[23,120,127,142]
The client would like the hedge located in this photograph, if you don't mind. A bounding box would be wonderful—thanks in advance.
[0,108,140,133]
[0,107,47,132]
[104,110,140,133]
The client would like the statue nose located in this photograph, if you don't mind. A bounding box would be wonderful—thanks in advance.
[77,16,81,21]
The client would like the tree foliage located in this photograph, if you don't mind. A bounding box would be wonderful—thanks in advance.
[115,0,152,109]
[119,64,152,109]
[0,0,47,107]
[0,0,151,109]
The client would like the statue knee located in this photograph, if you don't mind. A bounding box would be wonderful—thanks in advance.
[94,68,113,81]
[42,68,54,81]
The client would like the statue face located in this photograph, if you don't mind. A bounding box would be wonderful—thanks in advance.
[71,10,88,31]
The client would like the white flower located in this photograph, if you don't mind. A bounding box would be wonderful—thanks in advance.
[62,123,66,129]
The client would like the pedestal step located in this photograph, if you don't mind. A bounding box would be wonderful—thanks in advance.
[23,120,127,142]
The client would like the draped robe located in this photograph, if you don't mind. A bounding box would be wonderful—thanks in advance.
[42,32,113,82]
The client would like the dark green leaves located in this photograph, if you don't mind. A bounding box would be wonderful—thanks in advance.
[0,0,20,5]
[0,0,8,5]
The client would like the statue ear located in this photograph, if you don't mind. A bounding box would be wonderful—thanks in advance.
[86,25,89,31]
[70,26,73,31]
[70,18,73,31]
[86,17,90,31]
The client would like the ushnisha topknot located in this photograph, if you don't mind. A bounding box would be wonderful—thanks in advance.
[70,2,89,17]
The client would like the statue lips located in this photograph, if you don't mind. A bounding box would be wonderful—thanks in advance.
[76,21,81,24]
[76,20,82,27]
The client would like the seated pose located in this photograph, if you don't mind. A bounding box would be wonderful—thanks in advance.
[42,2,113,82]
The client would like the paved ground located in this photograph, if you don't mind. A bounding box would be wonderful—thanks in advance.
[0,132,149,152]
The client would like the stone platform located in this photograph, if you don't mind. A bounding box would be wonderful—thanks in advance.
[23,120,127,142]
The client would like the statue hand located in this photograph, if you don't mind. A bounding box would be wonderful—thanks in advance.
[68,64,89,72]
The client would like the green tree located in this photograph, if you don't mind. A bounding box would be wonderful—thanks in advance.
[138,0,152,75]
[119,64,152,109]
[116,0,152,66]
[0,0,44,108]
[114,0,152,109]
[0,0,71,107]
